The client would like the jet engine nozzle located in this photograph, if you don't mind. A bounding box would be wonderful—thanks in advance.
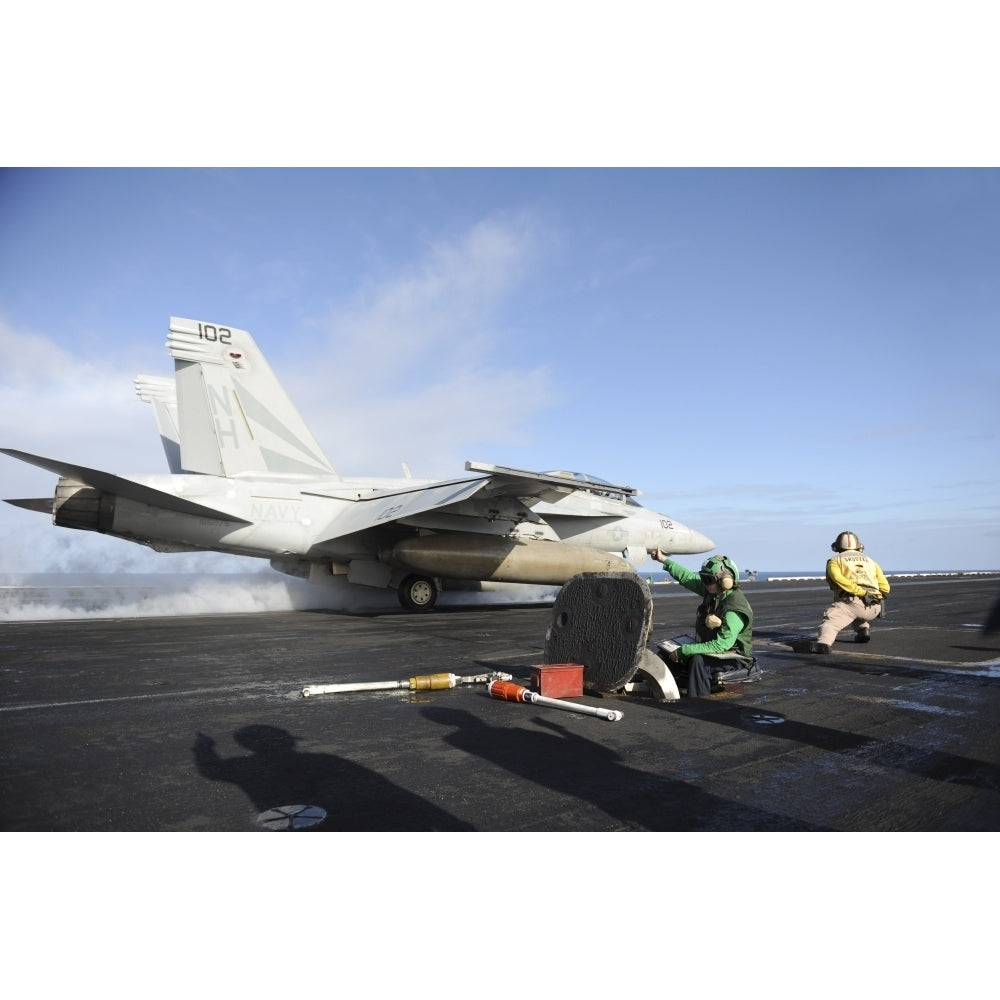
[53,477,116,533]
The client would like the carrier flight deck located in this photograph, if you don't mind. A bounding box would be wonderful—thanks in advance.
[1,575,998,831]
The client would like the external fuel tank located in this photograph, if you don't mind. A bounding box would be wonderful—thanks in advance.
[382,533,633,585]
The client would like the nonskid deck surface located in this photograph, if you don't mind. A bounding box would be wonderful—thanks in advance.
[1,576,998,831]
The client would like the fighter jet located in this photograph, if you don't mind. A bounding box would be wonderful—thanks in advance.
[3,317,714,611]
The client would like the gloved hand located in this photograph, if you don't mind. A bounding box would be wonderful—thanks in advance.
[648,547,666,563]
[705,613,723,629]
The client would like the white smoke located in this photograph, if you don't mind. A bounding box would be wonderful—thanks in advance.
[0,573,327,621]
[0,575,559,621]
[0,508,559,621]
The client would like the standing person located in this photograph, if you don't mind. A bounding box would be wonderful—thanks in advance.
[648,549,757,696]
[792,531,890,653]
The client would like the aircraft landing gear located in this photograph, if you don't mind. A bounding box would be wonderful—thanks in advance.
[398,574,438,612]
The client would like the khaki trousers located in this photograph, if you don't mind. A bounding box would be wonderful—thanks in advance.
[818,595,882,646]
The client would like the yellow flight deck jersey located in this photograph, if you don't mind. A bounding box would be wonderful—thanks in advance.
[826,551,891,598]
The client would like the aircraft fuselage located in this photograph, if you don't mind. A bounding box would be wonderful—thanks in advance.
[50,470,711,589]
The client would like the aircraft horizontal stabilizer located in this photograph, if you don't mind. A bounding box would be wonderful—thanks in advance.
[4,497,55,514]
[0,449,249,524]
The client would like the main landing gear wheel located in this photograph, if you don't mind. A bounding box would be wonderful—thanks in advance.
[398,574,438,612]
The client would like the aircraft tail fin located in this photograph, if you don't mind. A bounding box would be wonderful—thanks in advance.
[167,317,339,480]
[134,375,183,473]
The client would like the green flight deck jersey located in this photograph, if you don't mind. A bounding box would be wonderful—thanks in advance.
[661,557,755,663]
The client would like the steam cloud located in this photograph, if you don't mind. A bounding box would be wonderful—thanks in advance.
[0,522,558,620]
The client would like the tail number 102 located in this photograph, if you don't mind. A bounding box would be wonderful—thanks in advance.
[197,323,232,344]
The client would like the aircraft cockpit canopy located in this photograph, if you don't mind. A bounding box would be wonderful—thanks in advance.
[545,471,640,505]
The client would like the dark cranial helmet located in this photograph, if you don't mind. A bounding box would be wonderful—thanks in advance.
[832,531,864,553]
[700,554,739,590]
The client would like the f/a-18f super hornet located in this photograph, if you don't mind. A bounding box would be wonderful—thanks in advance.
[2,317,714,610]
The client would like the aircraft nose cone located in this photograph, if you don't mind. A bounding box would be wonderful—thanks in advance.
[660,520,714,554]
[684,527,715,553]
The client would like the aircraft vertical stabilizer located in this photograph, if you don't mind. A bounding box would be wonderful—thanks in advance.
[167,317,339,479]
[134,375,183,473]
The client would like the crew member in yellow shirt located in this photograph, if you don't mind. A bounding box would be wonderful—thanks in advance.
[793,531,890,654]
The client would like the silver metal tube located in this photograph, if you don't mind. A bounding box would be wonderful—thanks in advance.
[525,690,624,722]
[301,680,405,697]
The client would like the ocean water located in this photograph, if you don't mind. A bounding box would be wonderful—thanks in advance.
[644,568,992,583]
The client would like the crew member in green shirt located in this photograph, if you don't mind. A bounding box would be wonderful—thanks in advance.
[649,549,757,696]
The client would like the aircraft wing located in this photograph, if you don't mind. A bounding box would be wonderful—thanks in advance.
[305,475,490,542]
[0,449,250,524]
[464,461,639,503]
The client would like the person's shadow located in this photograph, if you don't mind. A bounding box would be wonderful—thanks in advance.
[423,706,818,830]
[193,725,473,831]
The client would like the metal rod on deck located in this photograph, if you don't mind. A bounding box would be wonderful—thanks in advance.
[302,671,512,698]
[487,680,623,722]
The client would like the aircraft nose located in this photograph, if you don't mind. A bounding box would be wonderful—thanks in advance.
[662,520,715,555]
[682,526,716,553]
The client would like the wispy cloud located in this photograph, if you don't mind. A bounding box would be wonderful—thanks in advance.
[289,215,555,474]
[331,216,540,368]
[0,317,150,474]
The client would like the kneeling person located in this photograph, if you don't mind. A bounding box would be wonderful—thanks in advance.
[793,531,890,653]
[650,550,756,697]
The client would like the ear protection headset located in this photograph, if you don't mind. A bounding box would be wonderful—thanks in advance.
[700,555,738,590]
[831,531,864,553]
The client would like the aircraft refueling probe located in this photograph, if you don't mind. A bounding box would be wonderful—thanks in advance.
[301,671,512,698]
[486,679,624,722]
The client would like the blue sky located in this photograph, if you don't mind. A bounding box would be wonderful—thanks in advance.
[1,167,998,574]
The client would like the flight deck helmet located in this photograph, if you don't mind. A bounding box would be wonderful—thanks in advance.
[831,531,864,553]
[700,555,739,590]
